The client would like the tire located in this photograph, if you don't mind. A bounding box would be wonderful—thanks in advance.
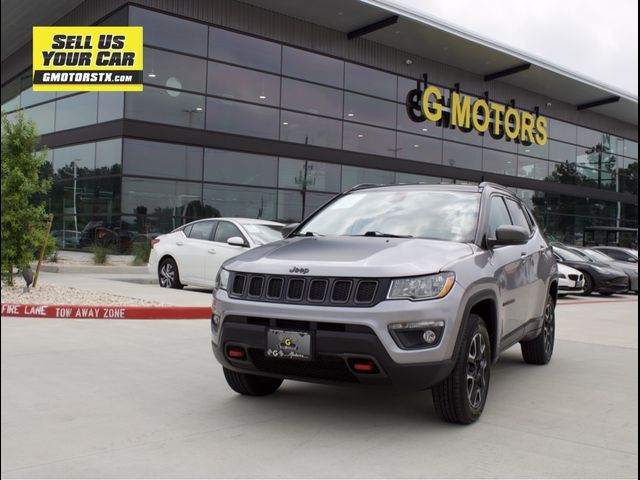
[223,367,283,396]
[432,314,491,425]
[521,294,555,365]
[581,272,594,296]
[158,257,183,289]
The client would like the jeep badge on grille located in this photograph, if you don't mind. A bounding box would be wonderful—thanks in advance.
[289,266,310,274]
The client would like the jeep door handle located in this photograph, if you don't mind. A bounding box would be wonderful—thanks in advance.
[176,241,184,246]
[520,252,527,257]
[208,249,216,254]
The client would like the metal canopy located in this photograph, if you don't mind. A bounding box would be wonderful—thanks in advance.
[239,0,638,126]
[1,0,86,61]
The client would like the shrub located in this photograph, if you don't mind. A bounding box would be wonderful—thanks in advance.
[91,244,110,265]
[131,241,152,266]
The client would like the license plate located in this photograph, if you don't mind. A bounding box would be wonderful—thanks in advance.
[266,329,312,360]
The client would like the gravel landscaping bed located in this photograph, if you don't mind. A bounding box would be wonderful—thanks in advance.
[1,281,163,306]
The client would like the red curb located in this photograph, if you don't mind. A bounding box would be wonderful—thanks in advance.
[1,304,210,320]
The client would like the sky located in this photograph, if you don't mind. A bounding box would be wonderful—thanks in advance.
[389,0,638,97]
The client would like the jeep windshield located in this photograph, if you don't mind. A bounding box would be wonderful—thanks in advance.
[297,189,480,242]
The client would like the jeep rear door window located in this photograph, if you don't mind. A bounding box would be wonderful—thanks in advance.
[298,189,480,242]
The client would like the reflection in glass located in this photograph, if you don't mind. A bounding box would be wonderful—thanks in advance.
[281,78,343,118]
[22,103,55,134]
[96,139,122,175]
[343,122,396,156]
[443,141,482,171]
[396,103,443,138]
[548,140,577,163]
[203,183,276,219]
[126,86,205,128]
[518,156,549,180]
[278,158,341,192]
[483,149,516,176]
[304,192,336,217]
[204,149,278,187]
[124,139,203,180]
[1,76,21,112]
[396,132,442,163]
[341,166,395,190]
[518,139,548,160]
[98,92,124,122]
[282,46,344,88]
[280,111,342,148]
[209,27,281,73]
[208,62,280,106]
[130,7,207,56]
[206,97,278,139]
[548,118,577,143]
[145,48,207,93]
[277,190,302,223]
[344,92,396,128]
[55,93,98,131]
[345,63,396,100]
[122,177,203,230]
[53,143,95,178]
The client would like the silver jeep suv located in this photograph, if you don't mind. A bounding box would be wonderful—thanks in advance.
[211,182,558,424]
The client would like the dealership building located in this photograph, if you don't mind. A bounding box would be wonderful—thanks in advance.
[1,0,638,250]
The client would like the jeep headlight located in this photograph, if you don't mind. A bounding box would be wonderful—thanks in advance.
[388,272,455,300]
[214,268,230,291]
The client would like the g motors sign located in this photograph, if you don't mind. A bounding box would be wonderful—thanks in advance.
[32,26,143,91]
[406,80,548,146]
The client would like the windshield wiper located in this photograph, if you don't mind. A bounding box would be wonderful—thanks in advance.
[292,231,323,237]
[360,231,413,238]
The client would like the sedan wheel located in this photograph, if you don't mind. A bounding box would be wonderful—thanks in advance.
[159,258,183,289]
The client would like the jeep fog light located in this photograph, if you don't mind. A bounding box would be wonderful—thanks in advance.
[388,272,455,300]
[389,320,445,349]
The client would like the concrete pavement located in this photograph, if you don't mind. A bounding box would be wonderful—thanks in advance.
[1,295,637,478]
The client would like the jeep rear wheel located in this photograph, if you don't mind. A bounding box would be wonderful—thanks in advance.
[432,314,491,424]
[521,294,555,365]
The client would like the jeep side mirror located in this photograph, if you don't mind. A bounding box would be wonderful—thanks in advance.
[281,223,300,238]
[488,225,529,247]
[227,236,248,247]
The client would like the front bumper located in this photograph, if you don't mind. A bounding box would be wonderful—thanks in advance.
[594,275,630,294]
[212,317,455,390]
[210,284,465,389]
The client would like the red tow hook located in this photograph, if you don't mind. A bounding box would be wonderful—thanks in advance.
[227,346,247,360]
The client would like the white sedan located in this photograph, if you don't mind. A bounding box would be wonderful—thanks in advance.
[557,263,584,296]
[149,218,284,289]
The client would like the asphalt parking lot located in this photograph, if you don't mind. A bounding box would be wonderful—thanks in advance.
[1,295,638,478]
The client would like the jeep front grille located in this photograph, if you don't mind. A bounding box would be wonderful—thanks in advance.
[228,273,388,307]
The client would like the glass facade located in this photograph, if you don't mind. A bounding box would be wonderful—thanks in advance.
[1,5,637,252]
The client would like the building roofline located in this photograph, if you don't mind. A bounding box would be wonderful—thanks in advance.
[362,0,638,103]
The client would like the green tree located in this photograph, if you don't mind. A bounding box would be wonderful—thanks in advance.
[1,112,52,285]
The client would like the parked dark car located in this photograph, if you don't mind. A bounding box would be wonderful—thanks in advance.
[552,246,629,296]
[591,246,638,264]
[77,221,133,252]
[563,246,638,293]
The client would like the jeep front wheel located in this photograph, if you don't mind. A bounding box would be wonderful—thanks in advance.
[432,314,491,424]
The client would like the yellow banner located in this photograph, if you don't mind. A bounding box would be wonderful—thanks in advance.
[32,26,143,91]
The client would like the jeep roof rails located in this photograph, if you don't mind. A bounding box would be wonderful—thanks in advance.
[347,183,383,192]
[479,181,517,196]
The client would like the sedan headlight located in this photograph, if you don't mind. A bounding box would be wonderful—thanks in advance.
[214,268,230,291]
[388,272,455,300]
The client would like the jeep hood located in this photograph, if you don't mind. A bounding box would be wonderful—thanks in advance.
[224,236,474,277]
